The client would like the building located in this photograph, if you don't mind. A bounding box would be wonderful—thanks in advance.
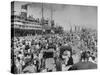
[11,2,43,37]
[11,2,56,37]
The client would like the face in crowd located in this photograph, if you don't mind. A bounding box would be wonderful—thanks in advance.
[62,50,71,64]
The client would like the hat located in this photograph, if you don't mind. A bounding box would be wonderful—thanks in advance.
[60,45,72,58]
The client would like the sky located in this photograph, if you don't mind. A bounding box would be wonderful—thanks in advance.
[13,1,97,31]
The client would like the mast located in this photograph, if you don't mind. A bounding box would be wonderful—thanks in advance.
[41,3,45,34]
[68,19,72,32]
[51,5,53,23]
[51,5,54,27]
[42,3,44,26]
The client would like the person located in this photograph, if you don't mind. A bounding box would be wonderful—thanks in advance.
[61,50,73,71]
[15,57,22,74]
[11,30,97,73]
[38,51,43,70]
[22,62,36,73]
[11,57,18,74]
[55,45,73,71]
[81,51,88,62]
[72,53,81,64]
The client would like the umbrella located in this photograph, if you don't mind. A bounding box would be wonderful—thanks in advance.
[68,61,97,70]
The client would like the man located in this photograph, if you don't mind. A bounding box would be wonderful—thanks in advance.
[55,45,73,71]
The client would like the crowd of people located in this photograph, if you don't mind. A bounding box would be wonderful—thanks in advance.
[11,29,97,74]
